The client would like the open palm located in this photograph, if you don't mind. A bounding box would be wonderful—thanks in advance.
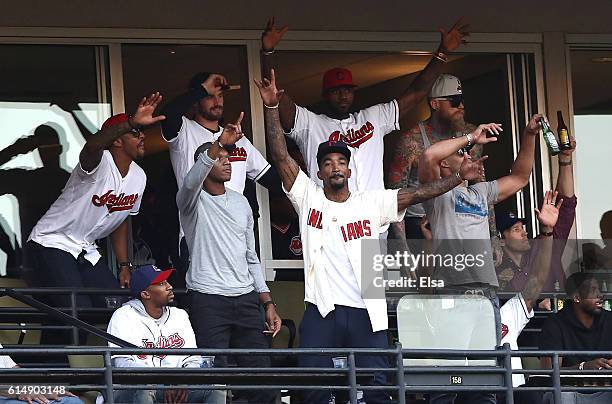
[440,18,469,52]
[535,190,563,229]
[132,92,166,127]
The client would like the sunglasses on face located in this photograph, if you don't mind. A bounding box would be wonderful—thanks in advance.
[128,128,144,138]
[439,94,464,108]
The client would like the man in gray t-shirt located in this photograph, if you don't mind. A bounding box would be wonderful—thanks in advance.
[176,117,281,404]
[419,115,543,404]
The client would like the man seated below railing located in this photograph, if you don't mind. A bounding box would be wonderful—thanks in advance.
[539,272,612,403]
[106,265,225,404]
[0,343,83,404]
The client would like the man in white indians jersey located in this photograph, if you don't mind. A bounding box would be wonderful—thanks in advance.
[261,17,468,193]
[28,93,164,310]
[255,70,485,404]
[161,72,281,288]
[108,264,225,404]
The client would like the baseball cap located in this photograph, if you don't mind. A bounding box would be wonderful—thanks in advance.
[496,211,525,235]
[316,140,351,165]
[322,68,357,92]
[101,113,129,130]
[429,74,463,98]
[130,264,175,297]
[188,72,212,90]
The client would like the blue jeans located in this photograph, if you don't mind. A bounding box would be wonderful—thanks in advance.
[0,397,83,404]
[113,388,226,404]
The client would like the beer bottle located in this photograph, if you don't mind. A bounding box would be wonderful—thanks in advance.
[557,111,572,151]
[540,117,560,155]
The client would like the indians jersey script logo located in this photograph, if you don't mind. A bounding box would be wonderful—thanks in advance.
[137,333,185,360]
[328,121,375,148]
[228,146,247,162]
[92,190,139,213]
[307,208,372,242]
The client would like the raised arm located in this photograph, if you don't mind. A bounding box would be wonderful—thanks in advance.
[398,153,487,212]
[418,123,501,183]
[0,135,40,166]
[260,17,296,132]
[255,69,300,191]
[556,135,576,197]
[396,18,469,118]
[522,191,563,311]
[80,93,165,172]
[160,74,227,141]
[496,114,543,202]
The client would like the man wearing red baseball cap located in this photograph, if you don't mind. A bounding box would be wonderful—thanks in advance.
[28,93,165,318]
[260,18,469,206]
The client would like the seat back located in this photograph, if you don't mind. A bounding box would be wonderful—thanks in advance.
[0,277,41,345]
[397,294,497,367]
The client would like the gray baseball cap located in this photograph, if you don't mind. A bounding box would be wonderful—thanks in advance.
[429,74,463,98]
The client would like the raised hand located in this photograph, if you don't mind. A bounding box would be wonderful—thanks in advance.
[202,73,229,96]
[535,190,563,229]
[131,92,166,127]
[439,17,469,53]
[262,16,289,51]
[218,112,245,146]
[254,68,285,107]
[458,154,489,182]
[526,113,546,135]
[470,123,502,145]
[560,137,577,157]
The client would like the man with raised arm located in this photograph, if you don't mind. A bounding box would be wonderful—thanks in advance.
[417,115,542,404]
[255,70,485,404]
[28,93,165,310]
[176,114,281,404]
[260,17,468,195]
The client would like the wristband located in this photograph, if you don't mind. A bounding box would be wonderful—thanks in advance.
[434,50,448,63]
[119,262,133,271]
[464,132,473,148]
[264,102,280,109]
[559,159,572,166]
[262,49,275,55]
[540,231,553,237]
[263,300,277,310]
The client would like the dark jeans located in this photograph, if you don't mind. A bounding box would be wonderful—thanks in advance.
[299,303,393,404]
[113,388,225,404]
[189,290,277,404]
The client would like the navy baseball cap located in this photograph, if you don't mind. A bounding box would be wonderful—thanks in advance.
[316,140,351,166]
[496,212,525,235]
[130,265,175,297]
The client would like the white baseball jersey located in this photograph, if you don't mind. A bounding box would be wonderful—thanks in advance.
[107,299,200,368]
[29,150,146,265]
[0,343,17,369]
[284,170,406,332]
[500,293,534,387]
[165,116,270,192]
[288,100,399,192]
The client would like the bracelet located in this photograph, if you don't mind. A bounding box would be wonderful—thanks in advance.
[264,102,280,109]
[559,159,572,166]
[262,49,275,55]
[433,50,448,63]
[464,133,473,148]
[579,361,585,370]
[118,262,133,271]
[540,231,553,237]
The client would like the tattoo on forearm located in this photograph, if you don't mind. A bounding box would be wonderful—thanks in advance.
[399,175,460,208]
[264,108,299,183]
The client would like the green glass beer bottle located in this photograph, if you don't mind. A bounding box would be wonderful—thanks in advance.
[540,117,560,156]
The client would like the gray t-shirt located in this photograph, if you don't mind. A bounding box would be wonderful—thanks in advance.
[423,181,499,287]
[176,152,269,296]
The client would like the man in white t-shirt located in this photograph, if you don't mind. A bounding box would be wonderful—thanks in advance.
[161,73,281,288]
[260,17,468,193]
[28,93,164,311]
[255,70,485,404]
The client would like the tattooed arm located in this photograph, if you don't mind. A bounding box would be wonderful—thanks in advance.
[397,175,462,212]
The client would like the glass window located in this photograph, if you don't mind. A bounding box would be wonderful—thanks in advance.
[0,45,110,277]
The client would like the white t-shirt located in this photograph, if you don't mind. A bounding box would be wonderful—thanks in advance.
[289,100,399,192]
[29,151,146,265]
[500,293,534,387]
[284,170,406,332]
[165,116,270,192]
[0,343,17,369]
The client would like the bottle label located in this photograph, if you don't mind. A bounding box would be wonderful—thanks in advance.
[559,129,569,144]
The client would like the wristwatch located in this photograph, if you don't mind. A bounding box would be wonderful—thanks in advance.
[263,300,277,310]
[118,262,133,271]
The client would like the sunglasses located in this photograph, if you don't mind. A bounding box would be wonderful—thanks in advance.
[128,128,144,138]
[438,94,464,108]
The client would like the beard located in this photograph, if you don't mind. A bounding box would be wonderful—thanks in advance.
[450,113,466,132]
[199,106,223,121]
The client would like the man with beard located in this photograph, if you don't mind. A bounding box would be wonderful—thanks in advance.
[539,272,612,403]
[255,69,485,404]
[387,74,499,241]
[161,73,280,288]
[28,93,163,310]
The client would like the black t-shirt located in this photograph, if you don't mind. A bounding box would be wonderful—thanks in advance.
[539,304,612,367]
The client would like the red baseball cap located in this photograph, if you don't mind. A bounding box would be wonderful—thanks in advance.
[322,68,357,92]
[101,113,129,130]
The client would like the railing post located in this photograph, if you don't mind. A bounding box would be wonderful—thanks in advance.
[70,291,78,345]
[502,343,514,404]
[348,351,358,404]
[104,350,114,404]
[552,353,561,404]
[395,342,406,404]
